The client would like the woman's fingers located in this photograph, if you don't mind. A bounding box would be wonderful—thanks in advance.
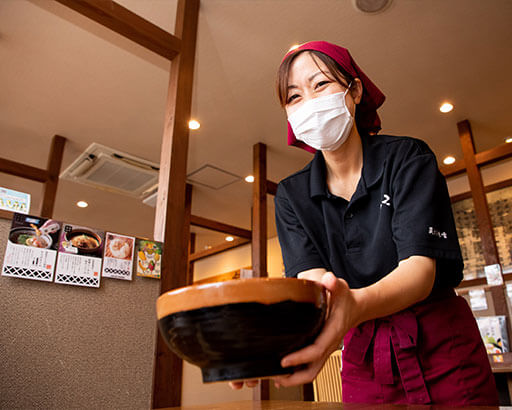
[228,380,259,389]
[281,275,345,368]
[274,361,324,387]
[229,381,244,390]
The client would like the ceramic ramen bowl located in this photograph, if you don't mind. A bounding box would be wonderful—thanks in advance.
[156,278,327,383]
[65,229,102,254]
[9,227,52,249]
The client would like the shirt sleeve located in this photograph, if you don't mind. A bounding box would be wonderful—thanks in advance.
[391,144,463,287]
[274,185,326,277]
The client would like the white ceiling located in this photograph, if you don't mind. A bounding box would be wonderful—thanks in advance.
[1,0,512,251]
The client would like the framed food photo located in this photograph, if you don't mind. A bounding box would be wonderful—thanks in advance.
[2,213,62,282]
[54,223,105,288]
[135,239,162,279]
[102,233,135,281]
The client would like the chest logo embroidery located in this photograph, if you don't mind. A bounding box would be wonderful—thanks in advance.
[428,226,448,239]
[380,194,391,208]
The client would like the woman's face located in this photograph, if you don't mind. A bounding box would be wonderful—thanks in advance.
[285,52,357,117]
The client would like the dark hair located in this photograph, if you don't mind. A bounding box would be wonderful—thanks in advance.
[277,49,355,107]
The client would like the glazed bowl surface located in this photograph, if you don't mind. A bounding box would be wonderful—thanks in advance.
[156,277,327,383]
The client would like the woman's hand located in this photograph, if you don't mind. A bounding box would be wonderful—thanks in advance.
[273,272,361,388]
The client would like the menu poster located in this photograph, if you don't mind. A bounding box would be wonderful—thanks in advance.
[476,315,510,354]
[2,213,62,282]
[135,239,162,279]
[102,233,135,281]
[54,223,104,288]
[0,187,31,214]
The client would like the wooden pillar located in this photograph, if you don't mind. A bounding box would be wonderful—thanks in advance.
[457,120,509,337]
[41,135,66,218]
[152,1,199,408]
[188,232,196,285]
[457,120,501,268]
[251,142,270,401]
[251,142,268,279]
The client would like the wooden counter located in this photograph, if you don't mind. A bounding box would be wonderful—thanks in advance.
[162,400,502,410]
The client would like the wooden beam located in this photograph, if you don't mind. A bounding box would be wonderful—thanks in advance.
[441,141,512,178]
[476,142,512,168]
[0,158,48,182]
[41,135,66,218]
[190,215,252,239]
[252,142,269,402]
[0,209,13,220]
[458,120,501,267]
[188,238,250,262]
[54,0,182,60]
[152,0,199,408]
[266,180,278,196]
[450,178,512,203]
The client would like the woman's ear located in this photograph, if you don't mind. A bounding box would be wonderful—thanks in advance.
[351,78,363,104]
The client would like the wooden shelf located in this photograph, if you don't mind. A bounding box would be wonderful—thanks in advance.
[490,352,512,373]
[458,272,512,289]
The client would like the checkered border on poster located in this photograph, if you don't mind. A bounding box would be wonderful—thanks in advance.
[2,265,54,282]
[55,273,100,288]
[103,267,130,276]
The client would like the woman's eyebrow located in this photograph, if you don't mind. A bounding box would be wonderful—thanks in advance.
[308,71,323,82]
[287,71,325,90]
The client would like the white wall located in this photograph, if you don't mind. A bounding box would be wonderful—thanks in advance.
[446,158,511,196]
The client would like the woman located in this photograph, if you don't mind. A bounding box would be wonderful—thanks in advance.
[231,41,498,405]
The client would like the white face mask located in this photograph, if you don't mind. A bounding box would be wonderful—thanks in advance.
[287,86,354,151]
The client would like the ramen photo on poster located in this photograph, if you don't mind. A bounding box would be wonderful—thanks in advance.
[1,213,62,282]
[8,213,61,251]
[58,223,105,258]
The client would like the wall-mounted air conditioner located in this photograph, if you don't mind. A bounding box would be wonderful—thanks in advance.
[60,143,159,198]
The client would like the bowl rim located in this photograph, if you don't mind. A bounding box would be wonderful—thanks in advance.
[156,277,326,319]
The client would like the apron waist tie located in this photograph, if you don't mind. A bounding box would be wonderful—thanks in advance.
[346,309,431,404]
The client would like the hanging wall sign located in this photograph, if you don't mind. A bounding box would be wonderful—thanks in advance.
[102,232,135,280]
[135,239,162,279]
[1,213,61,282]
[54,223,105,288]
[0,187,31,214]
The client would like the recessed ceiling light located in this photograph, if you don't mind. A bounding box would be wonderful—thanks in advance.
[225,236,234,242]
[245,175,255,183]
[76,200,88,208]
[443,156,456,165]
[188,120,200,130]
[353,0,393,14]
[288,44,300,52]
[439,102,453,113]
[506,137,512,144]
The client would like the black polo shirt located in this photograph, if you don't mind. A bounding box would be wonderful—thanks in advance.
[275,134,463,289]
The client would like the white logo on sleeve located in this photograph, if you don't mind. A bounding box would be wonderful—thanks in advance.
[380,194,391,208]
[428,226,447,239]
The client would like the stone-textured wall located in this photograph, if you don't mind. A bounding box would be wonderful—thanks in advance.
[0,217,160,410]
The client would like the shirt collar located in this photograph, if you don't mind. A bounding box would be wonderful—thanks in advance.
[309,135,386,199]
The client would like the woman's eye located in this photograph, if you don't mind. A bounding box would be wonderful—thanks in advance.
[315,81,330,89]
[287,94,299,104]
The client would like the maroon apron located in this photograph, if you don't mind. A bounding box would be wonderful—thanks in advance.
[341,288,499,405]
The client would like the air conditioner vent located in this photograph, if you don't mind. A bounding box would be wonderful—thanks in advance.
[60,143,159,198]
